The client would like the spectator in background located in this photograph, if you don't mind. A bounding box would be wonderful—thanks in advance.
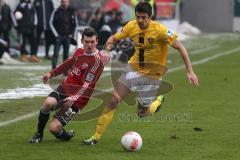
[108,10,124,33]
[15,0,39,62]
[77,9,88,26]
[89,8,104,34]
[103,9,115,24]
[0,1,17,53]
[34,0,55,60]
[97,9,124,49]
[98,24,112,50]
[120,0,134,23]
[0,38,8,63]
[49,0,77,69]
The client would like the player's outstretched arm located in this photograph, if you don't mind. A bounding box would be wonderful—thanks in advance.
[172,40,199,87]
[42,56,75,84]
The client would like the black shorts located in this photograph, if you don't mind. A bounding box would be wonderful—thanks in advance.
[48,86,67,103]
[48,87,79,126]
[53,105,79,126]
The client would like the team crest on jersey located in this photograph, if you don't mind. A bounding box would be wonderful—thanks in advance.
[147,37,154,43]
[85,73,95,82]
[118,28,124,34]
[167,30,174,38]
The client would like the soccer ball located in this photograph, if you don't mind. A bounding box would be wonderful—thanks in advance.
[15,11,23,20]
[121,131,142,151]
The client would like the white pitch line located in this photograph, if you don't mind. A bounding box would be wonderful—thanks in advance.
[1,47,240,127]
[0,65,119,72]
[168,47,240,73]
[190,44,219,55]
[0,111,39,127]
[0,87,115,127]
[0,65,50,71]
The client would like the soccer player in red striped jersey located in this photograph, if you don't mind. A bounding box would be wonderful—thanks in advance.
[29,27,110,143]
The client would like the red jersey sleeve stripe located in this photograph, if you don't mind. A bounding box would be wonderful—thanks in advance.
[91,53,100,73]
[73,82,90,100]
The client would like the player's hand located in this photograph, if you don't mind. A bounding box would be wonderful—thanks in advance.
[62,96,77,108]
[3,42,8,47]
[104,43,115,53]
[0,40,8,47]
[42,73,52,84]
[187,71,199,87]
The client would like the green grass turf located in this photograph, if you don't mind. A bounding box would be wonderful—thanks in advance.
[0,33,240,160]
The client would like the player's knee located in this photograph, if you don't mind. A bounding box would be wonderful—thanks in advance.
[43,98,57,111]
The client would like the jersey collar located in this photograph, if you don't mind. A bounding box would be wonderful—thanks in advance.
[84,49,99,56]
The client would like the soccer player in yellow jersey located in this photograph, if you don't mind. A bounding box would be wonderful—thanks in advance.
[82,2,199,145]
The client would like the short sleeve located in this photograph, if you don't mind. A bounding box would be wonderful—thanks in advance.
[159,25,178,45]
[114,23,130,41]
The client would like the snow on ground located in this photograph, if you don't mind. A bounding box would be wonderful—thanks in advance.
[177,22,201,41]
[0,83,51,100]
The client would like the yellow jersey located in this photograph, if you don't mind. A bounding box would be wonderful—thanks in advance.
[114,20,178,78]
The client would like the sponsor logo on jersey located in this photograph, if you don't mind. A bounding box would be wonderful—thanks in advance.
[167,30,175,38]
[147,37,154,43]
[72,67,81,76]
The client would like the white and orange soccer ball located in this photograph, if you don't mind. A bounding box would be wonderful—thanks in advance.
[121,131,142,151]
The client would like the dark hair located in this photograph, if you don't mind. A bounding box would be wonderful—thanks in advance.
[135,2,152,17]
[82,27,98,40]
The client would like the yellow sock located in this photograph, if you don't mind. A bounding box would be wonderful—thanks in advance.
[148,95,164,114]
[94,106,116,140]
